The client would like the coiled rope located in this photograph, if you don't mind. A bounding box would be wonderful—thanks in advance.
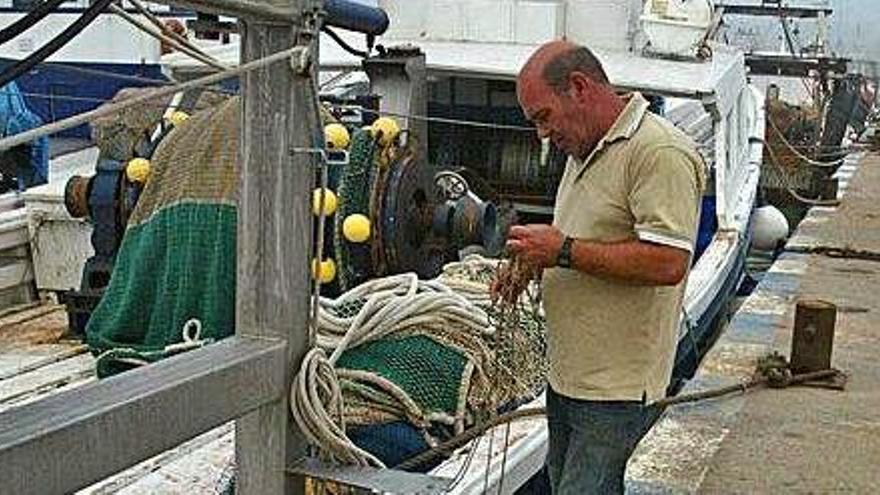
[290,272,495,467]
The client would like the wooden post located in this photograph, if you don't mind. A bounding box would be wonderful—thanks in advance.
[235,1,319,493]
[790,299,837,373]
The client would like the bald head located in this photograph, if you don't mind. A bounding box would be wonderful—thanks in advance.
[519,40,609,93]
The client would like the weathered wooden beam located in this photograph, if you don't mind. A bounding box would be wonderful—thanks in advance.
[745,53,849,78]
[235,1,319,493]
[0,337,286,495]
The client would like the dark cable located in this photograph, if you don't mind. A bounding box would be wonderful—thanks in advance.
[0,0,69,47]
[44,62,236,95]
[0,0,116,89]
[46,62,176,86]
[321,25,368,58]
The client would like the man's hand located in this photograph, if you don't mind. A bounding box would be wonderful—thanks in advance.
[505,224,565,268]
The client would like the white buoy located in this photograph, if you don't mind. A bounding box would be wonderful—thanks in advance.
[751,205,789,251]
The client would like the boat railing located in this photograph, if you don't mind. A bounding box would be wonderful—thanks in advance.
[0,337,286,494]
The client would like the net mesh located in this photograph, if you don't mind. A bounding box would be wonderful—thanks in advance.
[337,334,468,423]
[334,128,378,290]
[87,96,240,376]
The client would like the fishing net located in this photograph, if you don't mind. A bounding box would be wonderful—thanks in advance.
[334,128,378,290]
[296,257,546,469]
[760,98,833,194]
[86,96,240,377]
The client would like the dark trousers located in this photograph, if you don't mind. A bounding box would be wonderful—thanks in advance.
[546,386,663,494]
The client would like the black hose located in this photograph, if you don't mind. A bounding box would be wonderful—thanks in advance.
[0,0,70,47]
[0,0,115,89]
[321,25,368,58]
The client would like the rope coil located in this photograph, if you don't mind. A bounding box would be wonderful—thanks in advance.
[291,272,496,467]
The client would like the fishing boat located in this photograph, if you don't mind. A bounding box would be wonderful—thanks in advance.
[106,0,773,491]
[0,0,781,493]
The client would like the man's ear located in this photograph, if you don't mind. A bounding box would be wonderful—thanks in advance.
[567,72,596,104]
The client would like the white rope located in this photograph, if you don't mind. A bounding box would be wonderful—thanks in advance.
[127,0,223,68]
[94,318,213,369]
[762,137,842,207]
[290,270,495,466]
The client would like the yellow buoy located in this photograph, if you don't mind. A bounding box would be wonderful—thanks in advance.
[311,188,338,216]
[370,117,400,147]
[324,123,351,150]
[312,258,336,283]
[125,158,151,183]
[167,110,190,127]
[342,214,371,243]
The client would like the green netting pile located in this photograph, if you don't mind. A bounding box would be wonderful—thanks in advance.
[87,96,239,377]
[337,334,471,426]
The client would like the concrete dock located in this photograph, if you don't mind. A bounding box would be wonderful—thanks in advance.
[628,151,880,493]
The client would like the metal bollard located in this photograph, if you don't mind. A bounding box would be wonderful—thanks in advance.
[790,299,837,373]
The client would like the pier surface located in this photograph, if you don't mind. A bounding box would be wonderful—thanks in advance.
[629,152,880,493]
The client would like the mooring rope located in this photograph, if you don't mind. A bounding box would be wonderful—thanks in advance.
[762,138,842,207]
[767,116,847,168]
[395,360,845,471]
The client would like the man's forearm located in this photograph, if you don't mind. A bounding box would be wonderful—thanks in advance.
[569,238,689,286]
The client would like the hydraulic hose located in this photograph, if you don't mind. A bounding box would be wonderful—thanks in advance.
[0,0,115,89]
[0,0,69,47]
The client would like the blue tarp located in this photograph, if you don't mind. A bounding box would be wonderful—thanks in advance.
[0,81,48,190]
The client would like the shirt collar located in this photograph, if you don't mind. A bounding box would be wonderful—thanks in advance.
[572,92,650,178]
[605,92,650,143]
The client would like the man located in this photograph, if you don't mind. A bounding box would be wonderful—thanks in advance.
[508,40,706,493]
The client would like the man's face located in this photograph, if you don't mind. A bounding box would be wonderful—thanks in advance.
[517,74,592,159]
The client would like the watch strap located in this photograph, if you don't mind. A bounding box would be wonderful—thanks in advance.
[556,236,574,268]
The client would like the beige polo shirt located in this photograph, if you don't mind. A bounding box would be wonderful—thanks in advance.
[542,93,706,403]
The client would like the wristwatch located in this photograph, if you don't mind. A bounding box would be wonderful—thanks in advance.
[555,236,574,268]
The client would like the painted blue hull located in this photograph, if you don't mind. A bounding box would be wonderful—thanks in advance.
[671,234,749,393]
[0,59,167,138]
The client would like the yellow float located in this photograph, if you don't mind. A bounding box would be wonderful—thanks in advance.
[312,188,338,216]
[324,123,351,150]
[342,214,371,243]
[311,258,337,283]
[125,158,151,183]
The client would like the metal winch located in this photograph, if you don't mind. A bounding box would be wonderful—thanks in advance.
[60,111,187,335]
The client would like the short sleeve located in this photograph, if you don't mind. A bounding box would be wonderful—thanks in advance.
[628,144,705,252]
